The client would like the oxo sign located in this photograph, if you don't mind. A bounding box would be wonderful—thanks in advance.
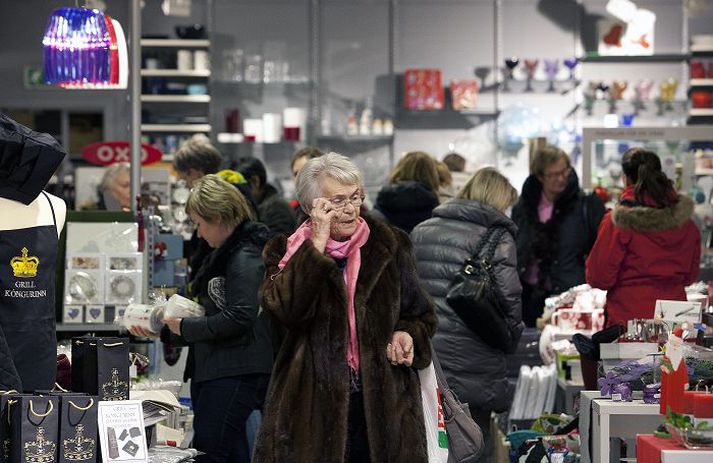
[82,141,163,166]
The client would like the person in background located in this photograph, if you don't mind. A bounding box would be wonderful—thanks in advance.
[94,162,131,211]
[436,160,455,202]
[411,167,523,462]
[235,157,296,238]
[131,174,273,463]
[172,137,257,280]
[442,152,472,194]
[512,146,605,327]
[373,151,440,233]
[254,152,437,463]
[289,147,324,223]
[586,148,700,328]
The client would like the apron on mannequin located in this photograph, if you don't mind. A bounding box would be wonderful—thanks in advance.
[0,192,58,392]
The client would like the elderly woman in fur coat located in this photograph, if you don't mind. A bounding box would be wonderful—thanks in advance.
[254,152,437,463]
[586,148,701,328]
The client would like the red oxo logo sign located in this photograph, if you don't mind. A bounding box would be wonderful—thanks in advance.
[82,141,163,166]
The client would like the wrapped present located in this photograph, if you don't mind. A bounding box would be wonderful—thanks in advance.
[404,69,444,110]
[450,80,479,111]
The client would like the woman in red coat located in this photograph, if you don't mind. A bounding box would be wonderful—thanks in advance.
[586,148,700,328]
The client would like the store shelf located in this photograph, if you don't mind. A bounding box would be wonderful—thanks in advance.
[141,95,211,103]
[316,134,394,142]
[141,124,212,132]
[695,168,713,176]
[140,38,210,48]
[580,53,689,63]
[690,108,713,116]
[140,69,211,77]
[56,323,119,332]
[691,45,713,54]
[690,79,713,86]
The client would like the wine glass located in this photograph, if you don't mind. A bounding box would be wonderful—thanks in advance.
[502,57,519,92]
[524,59,539,92]
[544,59,559,92]
[563,57,579,81]
[474,66,491,91]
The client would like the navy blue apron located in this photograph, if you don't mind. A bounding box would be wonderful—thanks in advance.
[0,192,58,392]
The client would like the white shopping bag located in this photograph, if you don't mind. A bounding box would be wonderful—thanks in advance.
[419,362,449,463]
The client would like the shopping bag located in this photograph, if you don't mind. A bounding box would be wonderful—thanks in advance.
[9,395,59,463]
[0,391,21,463]
[56,395,97,463]
[418,363,449,463]
[71,337,130,401]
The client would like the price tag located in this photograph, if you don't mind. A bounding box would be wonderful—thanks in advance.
[666,335,684,371]
[129,364,138,378]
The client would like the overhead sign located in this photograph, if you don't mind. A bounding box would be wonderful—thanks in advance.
[82,141,162,166]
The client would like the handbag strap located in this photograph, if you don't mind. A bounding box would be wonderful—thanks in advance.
[430,342,450,394]
[470,226,507,266]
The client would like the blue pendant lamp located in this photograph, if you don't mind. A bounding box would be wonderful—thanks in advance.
[42,7,112,86]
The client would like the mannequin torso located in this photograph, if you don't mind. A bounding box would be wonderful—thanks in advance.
[0,192,66,237]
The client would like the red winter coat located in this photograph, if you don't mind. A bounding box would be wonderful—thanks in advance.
[586,187,700,327]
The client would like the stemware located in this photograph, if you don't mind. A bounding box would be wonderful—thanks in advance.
[502,57,520,92]
[524,59,539,92]
[544,59,559,92]
[563,57,579,81]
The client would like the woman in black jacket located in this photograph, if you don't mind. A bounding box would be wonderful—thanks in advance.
[411,167,524,463]
[373,151,440,233]
[512,146,605,326]
[133,174,273,463]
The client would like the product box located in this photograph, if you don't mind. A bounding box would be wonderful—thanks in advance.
[85,304,106,324]
[403,69,444,111]
[450,79,479,111]
[63,305,84,324]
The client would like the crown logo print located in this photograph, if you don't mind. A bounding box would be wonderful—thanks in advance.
[24,427,56,463]
[62,425,95,461]
[11,247,39,278]
[101,368,128,401]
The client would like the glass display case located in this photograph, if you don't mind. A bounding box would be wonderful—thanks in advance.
[582,126,713,273]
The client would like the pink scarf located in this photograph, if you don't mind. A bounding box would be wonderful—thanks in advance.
[278,218,371,372]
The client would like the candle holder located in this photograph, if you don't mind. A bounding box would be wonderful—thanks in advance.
[544,59,559,92]
[502,57,520,92]
[563,57,579,81]
[474,66,491,90]
[524,59,539,92]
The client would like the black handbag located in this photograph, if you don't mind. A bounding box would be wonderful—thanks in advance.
[446,226,512,352]
[431,346,484,463]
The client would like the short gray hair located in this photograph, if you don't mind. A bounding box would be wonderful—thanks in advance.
[296,152,363,212]
[100,163,130,192]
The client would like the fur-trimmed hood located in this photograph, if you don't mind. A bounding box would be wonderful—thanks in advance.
[613,195,694,232]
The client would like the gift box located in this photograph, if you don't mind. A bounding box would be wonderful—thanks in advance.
[71,337,129,401]
[404,69,444,111]
[450,80,479,111]
[9,395,59,463]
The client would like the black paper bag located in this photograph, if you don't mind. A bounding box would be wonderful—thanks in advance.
[9,395,59,463]
[71,338,129,401]
[57,396,97,463]
[0,392,24,463]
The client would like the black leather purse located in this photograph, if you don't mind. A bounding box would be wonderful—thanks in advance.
[446,226,512,352]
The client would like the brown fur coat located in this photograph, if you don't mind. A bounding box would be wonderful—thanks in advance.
[253,215,437,463]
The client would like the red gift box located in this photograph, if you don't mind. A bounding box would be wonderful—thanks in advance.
[404,69,444,111]
[692,91,713,108]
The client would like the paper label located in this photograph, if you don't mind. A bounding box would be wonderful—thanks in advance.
[612,393,622,401]
[666,335,684,371]
[129,365,137,379]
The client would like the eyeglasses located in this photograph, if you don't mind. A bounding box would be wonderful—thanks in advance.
[543,166,572,180]
[329,190,365,211]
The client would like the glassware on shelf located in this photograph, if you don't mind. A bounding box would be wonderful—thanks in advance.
[634,79,654,113]
[563,57,579,81]
[524,59,539,92]
[659,78,679,112]
[474,66,491,90]
[244,54,262,84]
[502,57,519,92]
[611,80,628,100]
[543,59,559,92]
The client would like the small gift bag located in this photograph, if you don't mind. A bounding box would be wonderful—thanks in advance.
[71,337,130,401]
[57,395,97,463]
[9,395,59,463]
[0,391,22,463]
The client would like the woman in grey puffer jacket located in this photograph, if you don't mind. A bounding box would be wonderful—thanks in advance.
[411,167,524,462]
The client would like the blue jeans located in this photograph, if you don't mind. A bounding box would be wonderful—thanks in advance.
[191,374,270,463]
